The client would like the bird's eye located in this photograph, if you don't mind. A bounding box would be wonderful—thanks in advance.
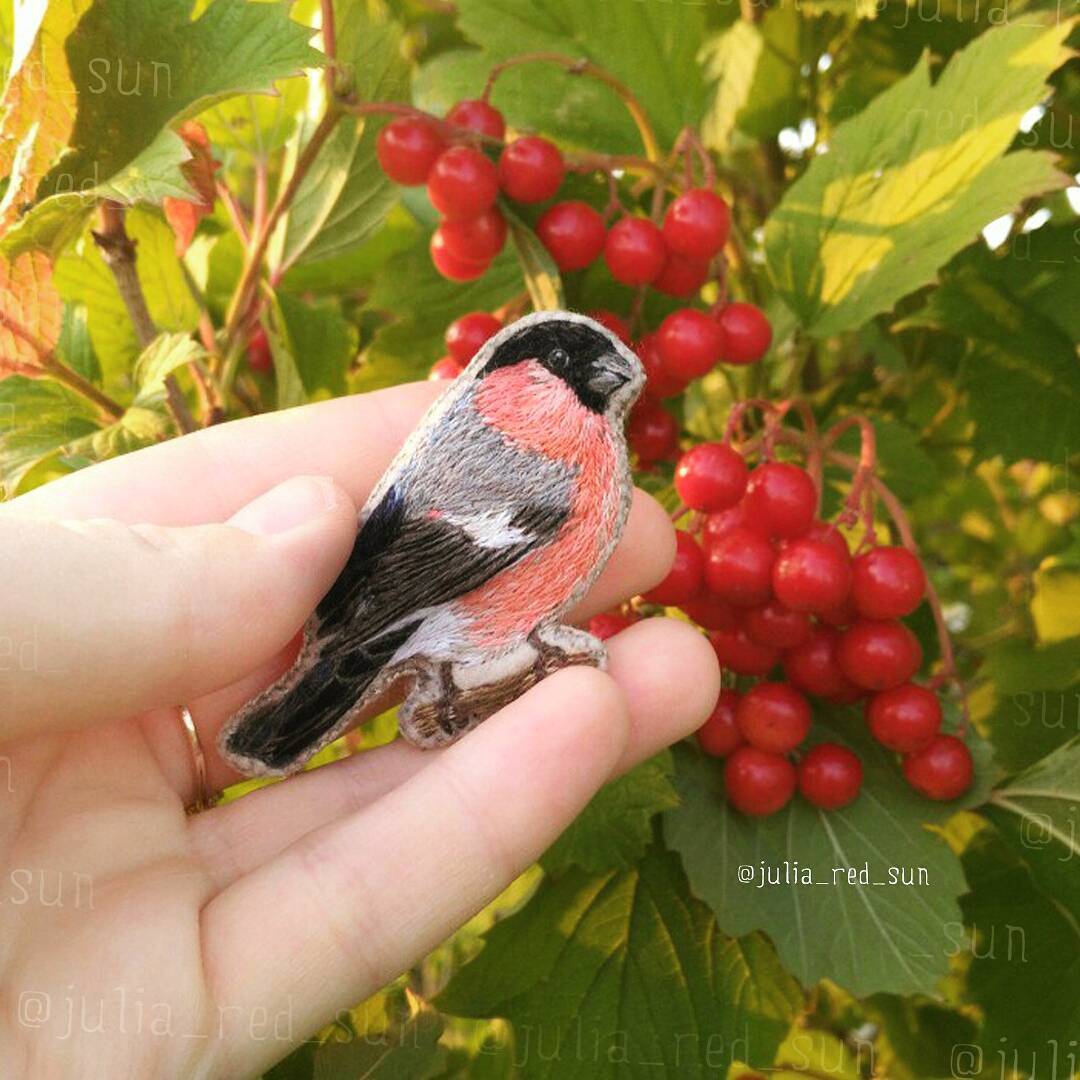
[548,348,569,368]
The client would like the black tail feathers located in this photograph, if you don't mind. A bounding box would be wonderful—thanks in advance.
[221,620,418,773]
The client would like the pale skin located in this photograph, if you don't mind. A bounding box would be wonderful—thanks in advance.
[0,381,720,1079]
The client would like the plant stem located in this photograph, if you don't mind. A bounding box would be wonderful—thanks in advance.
[215,179,250,244]
[0,310,126,419]
[41,355,126,420]
[93,202,157,349]
[92,202,197,434]
[223,105,342,353]
[481,52,662,162]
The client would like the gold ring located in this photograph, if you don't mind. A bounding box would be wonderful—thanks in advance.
[180,705,216,814]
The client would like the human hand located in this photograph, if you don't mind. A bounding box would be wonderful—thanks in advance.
[0,381,719,1079]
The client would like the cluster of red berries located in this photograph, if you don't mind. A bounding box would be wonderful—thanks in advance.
[591,443,973,817]
[375,97,773,410]
[627,294,772,467]
[376,99,565,282]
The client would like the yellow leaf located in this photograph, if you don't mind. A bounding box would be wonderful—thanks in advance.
[0,0,91,233]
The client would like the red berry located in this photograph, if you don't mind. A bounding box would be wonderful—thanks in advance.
[498,136,564,203]
[429,355,464,380]
[637,332,687,399]
[736,682,812,753]
[642,530,704,606]
[536,201,606,272]
[743,600,811,649]
[804,520,851,558]
[247,324,272,373]
[818,595,859,629]
[705,526,775,606]
[902,735,973,801]
[724,746,796,816]
[782,625,859,699]
[658,308,725,382]
[710,627,780,677]
[851,546,926,620]
[430,227,491,281]
[798,743,863,810]
[604,216,667,286]
[445,311,501,364]
[628,399,679,463]
[588,611,640,640]
[716,302,772,365]
[446,98,505,140]
[696,689,744,757]
[743,462,817,539]
[866,683,942,753]
[653,251,711,297]
[663,189,730,259]
[675,442,747,512]
[702,503,752,546]
[680,593,740,631]
[436,206,507,263]
[376,117,446,185]
[427,146,499,219]
[588,309,632,346]
[772,538,852,614]
[837,619,923,691]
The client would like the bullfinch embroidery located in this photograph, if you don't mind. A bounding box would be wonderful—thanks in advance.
[219,311,645,776]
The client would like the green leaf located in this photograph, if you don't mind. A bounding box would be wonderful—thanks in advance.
[959,807,1080,1063]
[699,21,763,152]
[899,231,1080,464]
[54,208,201,391]
[438,845,801,1078]
[664,720,996,996]
[271,0,408,273]
[540,751,679,875]
[764,19,1073,336]
[275,292,358,399]
[979,636,1080,772]
[264,310,307,410]
[38,0,322,204]
[423,0,705,153]
[312,1000,444,1080]
[505,208,563,313]
[0,375,99,496]
[735,6,805,141]
[64,402,171,461]
[199,78,308,155]
[359,241,522,390]
[57,303,101,385]
[132,332,205,399]
[0,194,94,261]
[984,734,1080,905]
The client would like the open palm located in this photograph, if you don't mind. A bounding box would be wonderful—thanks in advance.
[0,381,718,1079]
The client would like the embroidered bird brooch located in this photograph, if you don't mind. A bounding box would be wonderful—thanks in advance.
[220,310,645,776]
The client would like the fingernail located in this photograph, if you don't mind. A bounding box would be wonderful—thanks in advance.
[230,475,346,536]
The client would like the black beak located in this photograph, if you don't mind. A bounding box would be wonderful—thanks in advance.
[587,352,632,395]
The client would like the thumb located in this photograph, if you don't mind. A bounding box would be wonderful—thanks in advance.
[0,475,356,741]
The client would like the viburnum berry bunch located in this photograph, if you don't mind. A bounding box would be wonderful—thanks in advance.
[365,64,974,822]
[369,80,771,402]
[593,402,974,818]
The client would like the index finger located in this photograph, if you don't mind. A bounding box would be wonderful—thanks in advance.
[2,381,444,526]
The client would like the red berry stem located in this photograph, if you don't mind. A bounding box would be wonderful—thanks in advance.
[673,126,716,190]
[479,51,662,162]
[823,415,878,542]
[771,424,963,724]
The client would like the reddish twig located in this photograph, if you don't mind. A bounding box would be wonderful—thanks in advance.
[480,52,661,162]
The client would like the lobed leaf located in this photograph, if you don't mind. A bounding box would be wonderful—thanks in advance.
[765,19,1074,336]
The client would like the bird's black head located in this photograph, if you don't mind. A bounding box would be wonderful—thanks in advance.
[477,312,643,416]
